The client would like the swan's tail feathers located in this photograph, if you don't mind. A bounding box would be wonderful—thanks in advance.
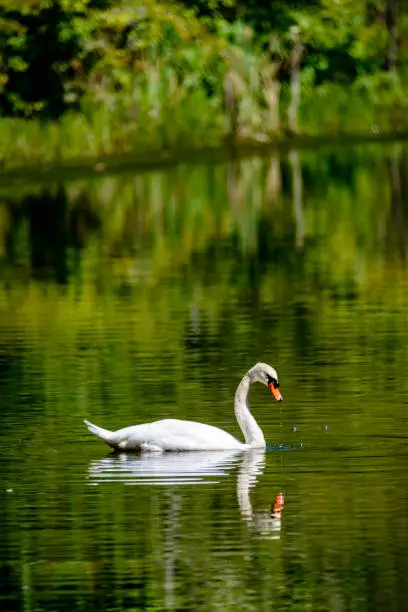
[84,419,116,448]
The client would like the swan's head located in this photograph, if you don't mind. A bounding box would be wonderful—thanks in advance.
[248,363,282,401]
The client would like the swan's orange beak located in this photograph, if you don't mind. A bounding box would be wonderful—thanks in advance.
[268,382,283,401]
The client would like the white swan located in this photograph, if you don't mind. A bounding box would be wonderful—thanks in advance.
[84,362,282,452]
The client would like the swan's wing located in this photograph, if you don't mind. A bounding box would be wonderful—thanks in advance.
[113,419,243,451]
[147,419,244,451]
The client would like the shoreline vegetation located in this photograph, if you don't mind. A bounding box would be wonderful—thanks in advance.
[3,131,408,189]
[1,1,407,178]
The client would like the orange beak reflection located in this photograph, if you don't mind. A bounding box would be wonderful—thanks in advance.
[268,381,283,401]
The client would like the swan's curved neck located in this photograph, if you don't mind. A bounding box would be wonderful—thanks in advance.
[234,375,266,448]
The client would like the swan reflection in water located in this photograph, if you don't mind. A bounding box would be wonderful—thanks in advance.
[237,452,284,538]
[87,450,284,538]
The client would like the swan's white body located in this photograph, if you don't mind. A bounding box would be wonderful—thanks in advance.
[84,362,282,452]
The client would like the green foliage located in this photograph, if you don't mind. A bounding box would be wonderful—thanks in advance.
[292,0,390,86]
[0,0,408,166]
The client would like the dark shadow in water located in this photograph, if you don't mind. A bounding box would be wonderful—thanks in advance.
[3,187,99,283]
[388,148,408,262]
[25,187,70,283]
[289,149,304,249]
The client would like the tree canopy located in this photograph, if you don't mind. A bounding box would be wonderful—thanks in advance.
[0,0,407,171]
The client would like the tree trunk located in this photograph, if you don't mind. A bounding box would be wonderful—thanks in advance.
[288,28,303,134]
[386,0,398,71]
[224,69,238,140]
[263,66,281,134]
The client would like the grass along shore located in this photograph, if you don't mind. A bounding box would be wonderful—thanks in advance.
[2,78,408,182]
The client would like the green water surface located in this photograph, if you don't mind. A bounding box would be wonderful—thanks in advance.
[1,142,408,612]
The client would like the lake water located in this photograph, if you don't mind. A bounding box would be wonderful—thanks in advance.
[1,141,408,611]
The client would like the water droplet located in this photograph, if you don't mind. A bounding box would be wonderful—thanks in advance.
[6,488,13,493]
[292,426,297,432]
